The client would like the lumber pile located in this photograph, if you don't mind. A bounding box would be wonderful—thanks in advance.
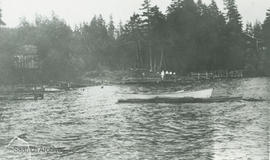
[118,96,265,104]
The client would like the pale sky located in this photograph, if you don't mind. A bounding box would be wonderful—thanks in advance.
[0,0,269,28]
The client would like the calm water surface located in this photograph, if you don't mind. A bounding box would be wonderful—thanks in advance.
[0,78,269,160]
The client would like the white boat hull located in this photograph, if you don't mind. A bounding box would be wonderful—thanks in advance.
[126,88,213,99]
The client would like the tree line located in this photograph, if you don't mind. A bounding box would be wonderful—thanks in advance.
[0,0,270,83]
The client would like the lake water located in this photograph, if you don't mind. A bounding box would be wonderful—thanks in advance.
[0,78,269,160]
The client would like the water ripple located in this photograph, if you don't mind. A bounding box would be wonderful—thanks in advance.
[0,78,269,160]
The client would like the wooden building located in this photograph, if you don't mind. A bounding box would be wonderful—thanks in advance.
[14,45,39,69]
[14,45,40,83]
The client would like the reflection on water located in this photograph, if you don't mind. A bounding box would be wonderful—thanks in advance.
[0,78,269,160]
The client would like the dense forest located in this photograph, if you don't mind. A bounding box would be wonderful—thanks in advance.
[0,0,270,83]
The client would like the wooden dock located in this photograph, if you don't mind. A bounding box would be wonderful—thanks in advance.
[0,86,44,100]
[190,70,243,80]
[120,79,179,85]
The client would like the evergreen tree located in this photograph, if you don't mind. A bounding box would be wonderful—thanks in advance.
[0,8,5,26]
[140,0,154,71]
[197,0,207,15]
[122,14,144,68]
[140,0,152,24]
[223,0,244,69]
[245,22,253,36]
[196,0,227,70]
[167,0,183,13]
[244,21,264,75]
[262,9,270,48]
[262,8,270,74]
[253,21,263,39]
[108,15,115,39]
[148,6,167,72]
[115,21,124,38]
[167,0,201,72]
[224,0,242,30]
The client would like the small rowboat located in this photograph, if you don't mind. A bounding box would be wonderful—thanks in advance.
[124,88,213,99]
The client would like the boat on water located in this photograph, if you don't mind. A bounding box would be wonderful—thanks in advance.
[124,88,213,99]
[44,87,61,92]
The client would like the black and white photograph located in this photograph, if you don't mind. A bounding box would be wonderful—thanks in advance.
[0,0,269,159]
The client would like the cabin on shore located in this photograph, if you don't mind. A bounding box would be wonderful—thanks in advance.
[11,45,44,100]
[14,45,40,83]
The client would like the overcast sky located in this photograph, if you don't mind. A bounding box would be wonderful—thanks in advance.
[1,0,269,27]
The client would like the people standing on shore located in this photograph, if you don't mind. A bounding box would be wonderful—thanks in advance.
[161,71,165,80]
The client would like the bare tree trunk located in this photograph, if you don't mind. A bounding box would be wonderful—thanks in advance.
[135,40,144,68]
[153,57,156,73]
[139,40,143,68]
[136,40,140,68]
[149,41,152,72]
[159,48,164,72]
